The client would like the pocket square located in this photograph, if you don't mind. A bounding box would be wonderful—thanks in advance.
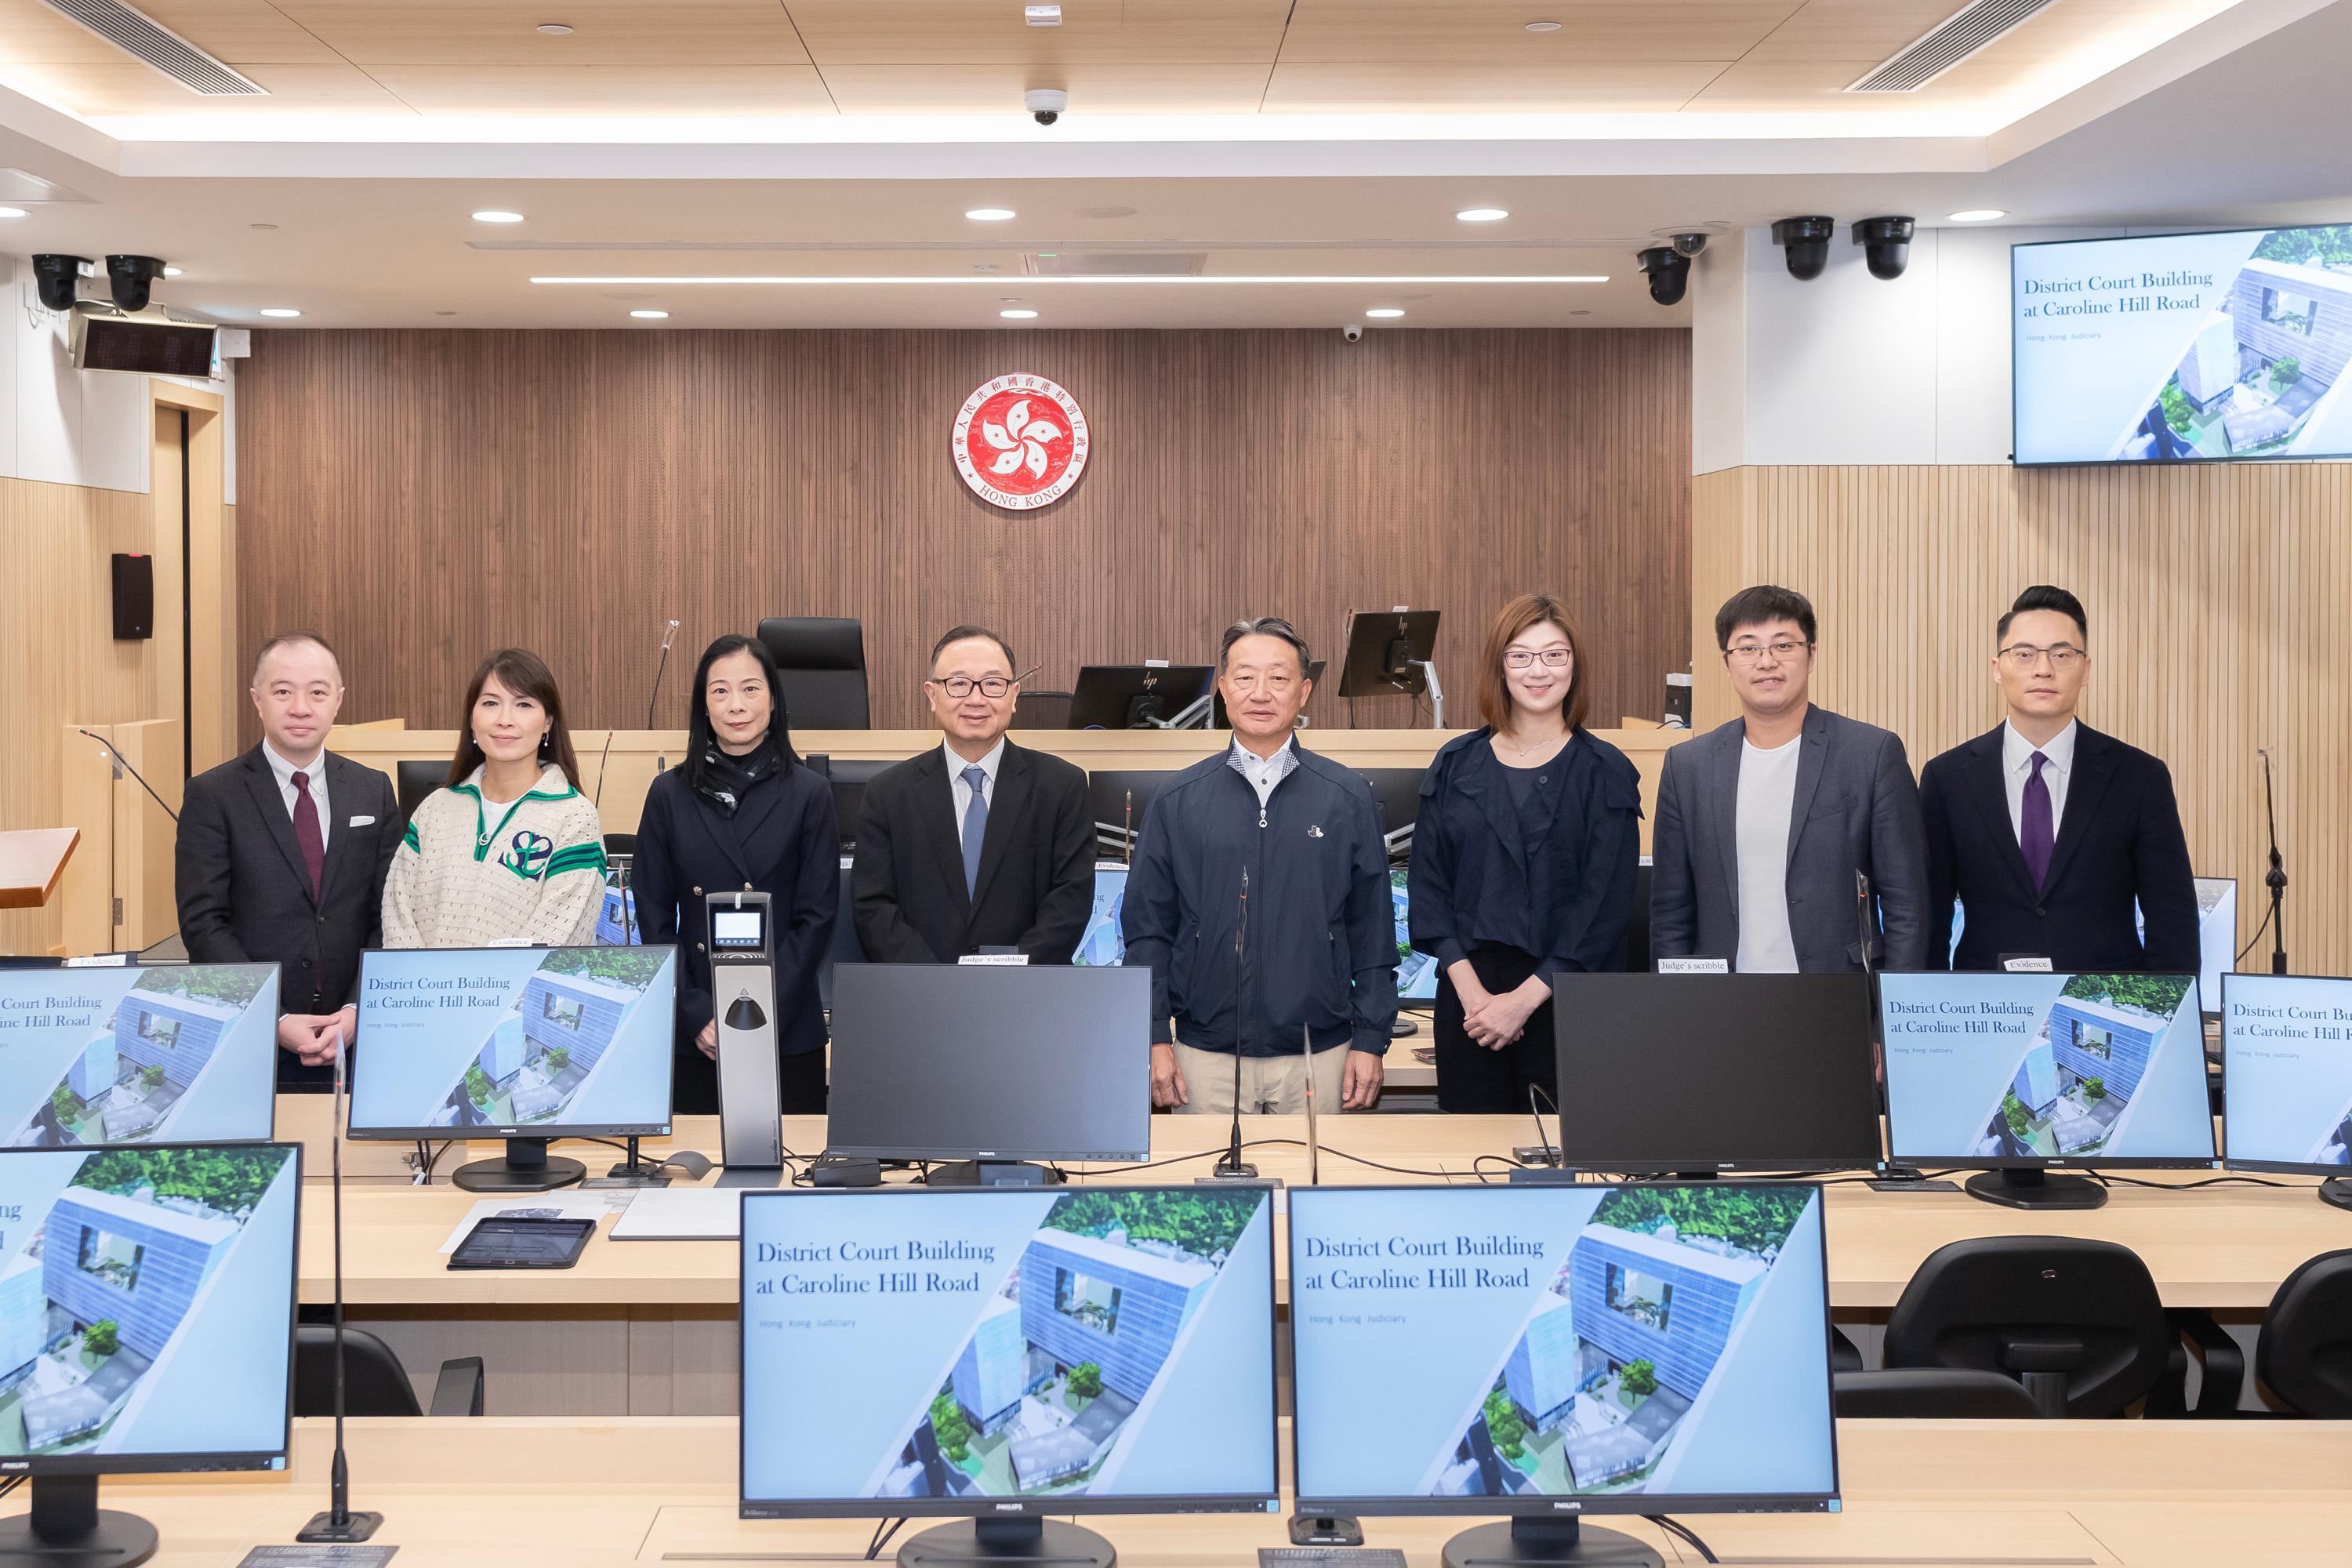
[348,815,377,827]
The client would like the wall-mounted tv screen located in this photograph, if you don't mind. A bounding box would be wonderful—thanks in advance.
[2013,224,2352,465]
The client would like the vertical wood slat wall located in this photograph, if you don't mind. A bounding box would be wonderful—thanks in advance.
[232,328,1691,742]
[1691,461,2352,977]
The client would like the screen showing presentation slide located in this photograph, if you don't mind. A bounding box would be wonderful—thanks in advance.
[1072,864,1128,969]
[0,965,278,1149]
[1880,973,2215,1165]
[2222,975,2352,1171]
[2013,224,2352,464]
[350,946,677,1137]
[0,1142,298,1464]
[1392,870,1439,1002]
[1947,880,2234,1007]
[1289,1184,1835,1511]
[740,1186,1279,1516]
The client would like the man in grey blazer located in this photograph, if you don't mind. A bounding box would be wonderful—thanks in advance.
[1651,586,1929,972]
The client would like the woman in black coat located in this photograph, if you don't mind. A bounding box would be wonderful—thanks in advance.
[1407,594,1642,1113]
[633,633,838,1115]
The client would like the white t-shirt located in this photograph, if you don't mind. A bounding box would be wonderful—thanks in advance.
[1734,736,1803,974]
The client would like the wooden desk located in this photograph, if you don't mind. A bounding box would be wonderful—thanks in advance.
[0,827,75,911]
[13,1417,2347,1567]
[272,1099,2340,1416]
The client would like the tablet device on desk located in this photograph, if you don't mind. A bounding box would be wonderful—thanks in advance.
[448,1216,596,1269]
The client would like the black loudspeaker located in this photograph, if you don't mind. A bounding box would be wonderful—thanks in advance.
[111,553,153,640]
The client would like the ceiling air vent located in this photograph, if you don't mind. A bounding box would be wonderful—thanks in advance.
[1846,0,2067,93]
[1026,253,1207,276]
[39,0,266,95]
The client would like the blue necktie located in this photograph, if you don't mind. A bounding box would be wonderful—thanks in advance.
[960,764,989,899]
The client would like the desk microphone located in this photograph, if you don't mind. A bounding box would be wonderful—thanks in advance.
[2259,748,2288,975]
[593,618,679,811]
[296,1026,383,1544]
[75,729,180,822]
[1210,868,1258,1179]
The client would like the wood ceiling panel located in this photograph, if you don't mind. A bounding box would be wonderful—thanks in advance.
[1262,60,1727,114]
[362,64,837,116]
[1740,0,1962,61]
[0,58,408,114]
[1275,0,1804,64]
[821,60,1273,114]
[273,2,814,67]
[0,0,338,64]
[1681,56,1907,110]
[785,0,1290,65]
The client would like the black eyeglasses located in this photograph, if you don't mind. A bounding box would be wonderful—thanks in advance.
[933,676,1014,699]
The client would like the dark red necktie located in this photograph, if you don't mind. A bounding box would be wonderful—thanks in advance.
[291,769,325,900]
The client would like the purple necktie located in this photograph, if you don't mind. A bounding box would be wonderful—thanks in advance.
[2020,752,2053,893]
[291,769,325,900]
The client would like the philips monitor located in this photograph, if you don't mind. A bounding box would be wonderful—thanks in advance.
[826,964,1150,1185]
[1290,1182,1838,1568]
[2220,974,2352,1209]
[1392,870,1439,1004]
[1551,974,1880,1174]
[1944,877,2238,1014]
[349,946,678,1193]
[1880,971,2216,1210]
[0,1141,300,1567]
[1073,862,1130,969]
[740,1184,1279,1568]
[0,964,278,1149]
[2013,223,2352,465]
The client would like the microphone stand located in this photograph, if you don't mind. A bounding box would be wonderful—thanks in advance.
[593,617,678,811]
[297,1027,383,1543]
[1210,868,1258,1179]
[78,729,180,956]
[2259,748,2288,975]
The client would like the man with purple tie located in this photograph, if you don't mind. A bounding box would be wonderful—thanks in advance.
[175,632,402,1089]
[1921,586,2199,973]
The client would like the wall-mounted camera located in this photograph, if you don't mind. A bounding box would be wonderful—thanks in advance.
[1341,323,1363,343]
[1025,88,1067,126]
[1636,246,1693,307]
[32,254,92,312]
[1852,216,1916,281]
[1769,216,1838,281]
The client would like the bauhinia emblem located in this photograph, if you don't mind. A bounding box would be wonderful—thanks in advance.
[951,373,1090,510]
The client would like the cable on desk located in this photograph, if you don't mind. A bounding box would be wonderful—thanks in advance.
[1318,1144,1467,1181]
[1473,1154,1531,1184]
[1062,1139,1301,1178]
[865,1517,905,1560]
[1646,1515,1719,1564]
[2096,1172,2289,1189]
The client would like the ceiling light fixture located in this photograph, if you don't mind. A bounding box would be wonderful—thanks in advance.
[630,309,669,318]
[1455,208,1508,223]
[1947,209,2007,222]
[1025,5,1062,24]
[1000,308,1039,319]
[260,307,301,318]
[0,207,25,220]
[162,266,182,277]
[472,209,524,223]
[532,273,1610,286]
[537,22,574,34]
[1526,20,1563,31]
[965,207,1016,221]
[1365,307,1405,318]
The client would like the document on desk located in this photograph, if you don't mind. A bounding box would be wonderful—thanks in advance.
[438,1192,631,1253]
[608,1185,742,1241]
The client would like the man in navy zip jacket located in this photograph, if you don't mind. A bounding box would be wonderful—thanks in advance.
[1122,618,1396,1114]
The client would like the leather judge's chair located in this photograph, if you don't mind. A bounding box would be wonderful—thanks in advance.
[1833,1368,2043,1419]
[394,760,446,831]
[296,1325,485,1417]
[2256,1249,2352,1416]
[757,616,870,730]
[1011,689,1073,730]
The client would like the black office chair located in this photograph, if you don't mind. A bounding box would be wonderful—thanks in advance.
[808,756,897,853]
[1834,1368,2043,1419]
[2256,1249,2352,1416]
[757,617,869,729]
[1011,689,1073,729]
[394,760,447,829]
[1881,1236,2173,1417]
[295,1325,485,1417]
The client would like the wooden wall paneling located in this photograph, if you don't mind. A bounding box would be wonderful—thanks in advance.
[1693,460,2352,978]
[234,328,1692,748]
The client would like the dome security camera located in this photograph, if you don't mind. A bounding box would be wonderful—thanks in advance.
[1025,88,1068,125]
[1853,216,1917,281]
[1668,232,1710,259]
[1636,246,1692,307]
[1770,216,1838,282]
[1342,323,1363,343]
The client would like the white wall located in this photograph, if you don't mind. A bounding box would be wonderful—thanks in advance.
[1693,223,2109,471]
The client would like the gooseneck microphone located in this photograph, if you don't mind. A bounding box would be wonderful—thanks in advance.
[296,1027,383,1544]
[2259,748,2288,975]
[1212,867,1258,1179]
[593,617,680,811]
[76,729,180,822]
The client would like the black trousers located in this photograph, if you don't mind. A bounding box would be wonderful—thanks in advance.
[673,1041,827,1116]
[1433,942,1559,1115]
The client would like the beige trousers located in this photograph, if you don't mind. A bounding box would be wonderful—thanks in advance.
[1171,1039,1348,1116]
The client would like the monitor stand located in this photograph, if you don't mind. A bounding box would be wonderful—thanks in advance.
[451,1137,586,1194]
[2320,1175,2352,1211]
[924,1160,1066,1188]
[715,1164,783,1189]
[0,1475,158,1568]
[898,1517,1112,1568]
[1965,1167,2106,1210]
[1440,1518,1661,1568]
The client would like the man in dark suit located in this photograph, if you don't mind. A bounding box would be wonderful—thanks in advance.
[175,632,401,1089]
[853,625,1094,964]
[1922,586,2198,972]
[1652,585,1929,973]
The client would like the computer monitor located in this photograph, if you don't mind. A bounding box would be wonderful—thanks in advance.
[1336,608,1440,701]
[349,946,678,1192]
[1067,666,1213,730]
[0,964,278,1149]
[826,964,1151,1185]
[1551,974,1881,1174]
[2220,974,2352,1208]
[1880,971,2216,1210]
[1072,862,1130,969]
[1290,1182,1837,1568]
[0,1141,300,1566]
[1944,877,2238,1018]
[740,1185,1279,1568]
[594,879,641,946]
[1392,870,1439,1004]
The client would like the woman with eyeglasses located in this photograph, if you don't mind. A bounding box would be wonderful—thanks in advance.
[633,633,839,1114]
[1406,594,1642,1113]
